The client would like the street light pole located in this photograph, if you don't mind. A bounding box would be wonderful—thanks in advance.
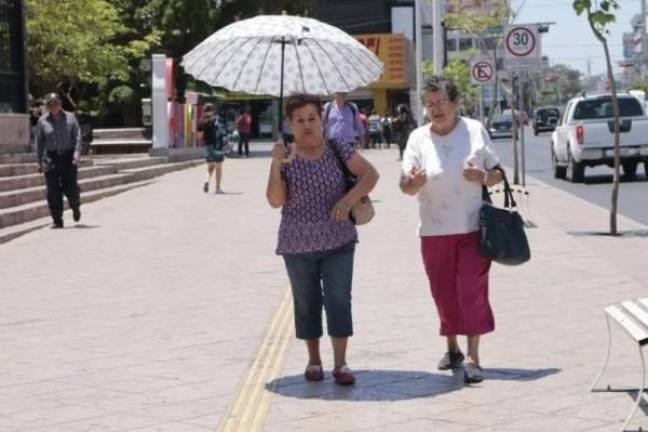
[415,0,424,125]
[642,0,647,76]
[433,0,445,75]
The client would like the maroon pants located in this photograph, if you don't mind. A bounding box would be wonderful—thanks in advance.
[421,231,495,336]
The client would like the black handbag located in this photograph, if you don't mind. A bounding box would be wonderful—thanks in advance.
[479,168,531,266]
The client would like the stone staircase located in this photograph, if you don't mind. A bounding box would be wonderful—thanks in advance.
[0,151,203,244]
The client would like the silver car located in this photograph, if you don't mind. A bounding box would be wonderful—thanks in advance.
[489,114,513,139]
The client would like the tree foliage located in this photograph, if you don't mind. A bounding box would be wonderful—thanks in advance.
[445,60,478,115]
[26,0,130,101]
[445,0,511,43]
[25,0,315,123]
[541,64,583,106]
[445,0,512,122]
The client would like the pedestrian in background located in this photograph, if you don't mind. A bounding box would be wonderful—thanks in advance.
[29,99,44,152]
[36,93,82,229]
[322,92,365,149]
[399,76,503,384]
[198,103,227,194]
[236,107,252,157]
[392,104,417,161]
[381,110,393,149]
[266,93,379,386]
[359,108,369,149]
[368,110,382,149]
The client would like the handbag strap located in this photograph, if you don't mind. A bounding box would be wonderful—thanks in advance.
[482,166,517,209]
[328,139,356,183]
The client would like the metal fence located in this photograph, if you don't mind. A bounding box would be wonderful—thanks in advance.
[0,0,27,113]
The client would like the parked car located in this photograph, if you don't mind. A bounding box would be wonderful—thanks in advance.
[533,107,560,135]
[551,93,648,182]
[488,113,513,139]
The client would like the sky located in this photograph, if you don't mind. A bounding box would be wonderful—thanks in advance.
[512,0,642,76]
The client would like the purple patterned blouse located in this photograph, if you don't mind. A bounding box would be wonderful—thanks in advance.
[276,140,358,255]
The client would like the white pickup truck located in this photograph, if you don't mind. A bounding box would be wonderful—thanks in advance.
[551,94,648,182]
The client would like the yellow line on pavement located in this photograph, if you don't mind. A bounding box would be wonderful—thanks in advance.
[217,288,293,432]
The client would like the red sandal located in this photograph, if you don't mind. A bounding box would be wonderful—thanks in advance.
[304,364,324,381]
[332,366,356,385]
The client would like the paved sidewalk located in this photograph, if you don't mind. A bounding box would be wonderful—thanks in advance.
[1,143,647,431]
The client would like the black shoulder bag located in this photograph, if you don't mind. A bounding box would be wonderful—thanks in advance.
[479,167,531,266]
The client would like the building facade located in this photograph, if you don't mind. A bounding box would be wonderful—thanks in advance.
[314,0,506,114]
[0,0,29,152]
[621,14,644,85]
[313,0,416,114]
[0,0,27,113]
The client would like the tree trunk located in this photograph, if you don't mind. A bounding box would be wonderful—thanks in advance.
[603,40,621,235]
[587,9,621,236]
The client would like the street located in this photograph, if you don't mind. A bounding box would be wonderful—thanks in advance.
[491,128,648,226]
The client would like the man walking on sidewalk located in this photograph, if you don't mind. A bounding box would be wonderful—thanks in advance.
[36,93,82,229]
[322,92,365,149]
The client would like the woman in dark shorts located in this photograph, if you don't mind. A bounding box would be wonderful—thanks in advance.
[198,103,227,194]
[266,94,379,385]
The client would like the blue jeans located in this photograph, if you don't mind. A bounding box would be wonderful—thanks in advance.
[283,242,355,339]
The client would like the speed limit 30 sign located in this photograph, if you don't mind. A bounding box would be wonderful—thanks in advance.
[504,25,539,65]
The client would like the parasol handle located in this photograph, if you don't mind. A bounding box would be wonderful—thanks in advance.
[278,37,286,137]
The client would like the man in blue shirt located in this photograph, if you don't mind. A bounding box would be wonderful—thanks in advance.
[322,93,365,148]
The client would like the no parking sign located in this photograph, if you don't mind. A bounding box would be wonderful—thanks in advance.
[470,57,495,85]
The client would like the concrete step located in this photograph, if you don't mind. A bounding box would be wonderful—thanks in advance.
[0,159,93,177]
[0,144,31,154]
[92,128,150,141]
[0,180,154,233]
[0,173,135,210]
[121,160,203,182]
[0,217,50,244]
[0,165,118,192]
[0,153,38,164]
[93,156,168,171]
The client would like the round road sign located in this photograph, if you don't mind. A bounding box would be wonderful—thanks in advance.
[506,26,537,58]
[472,61,494,83]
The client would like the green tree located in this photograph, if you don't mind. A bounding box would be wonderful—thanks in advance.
[573,0,621,235]
[541,64,583,106]
[26,0,130,106]
[445,0,512,125]
[443,60,478,116]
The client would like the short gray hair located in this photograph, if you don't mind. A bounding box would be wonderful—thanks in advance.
[422,76,459,102]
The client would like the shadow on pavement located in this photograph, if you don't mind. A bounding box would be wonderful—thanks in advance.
[484,367,561,381]
[583,174,648,185]
[568,229,648,238]
[266,367,560,401]
[72,224,101,229]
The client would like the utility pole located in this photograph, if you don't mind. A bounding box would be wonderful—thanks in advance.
[415,0,424,125]
[510,73,520,185]
[433,0,445,75]
[642,0,647,76]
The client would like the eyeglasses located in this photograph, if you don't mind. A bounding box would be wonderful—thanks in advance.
[424,99,452,109]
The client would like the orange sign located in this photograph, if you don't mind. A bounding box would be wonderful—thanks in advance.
[355,34,410,89]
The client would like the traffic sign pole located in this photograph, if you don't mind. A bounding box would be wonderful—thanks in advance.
[519,72,526,187]
[510,72,520,186]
